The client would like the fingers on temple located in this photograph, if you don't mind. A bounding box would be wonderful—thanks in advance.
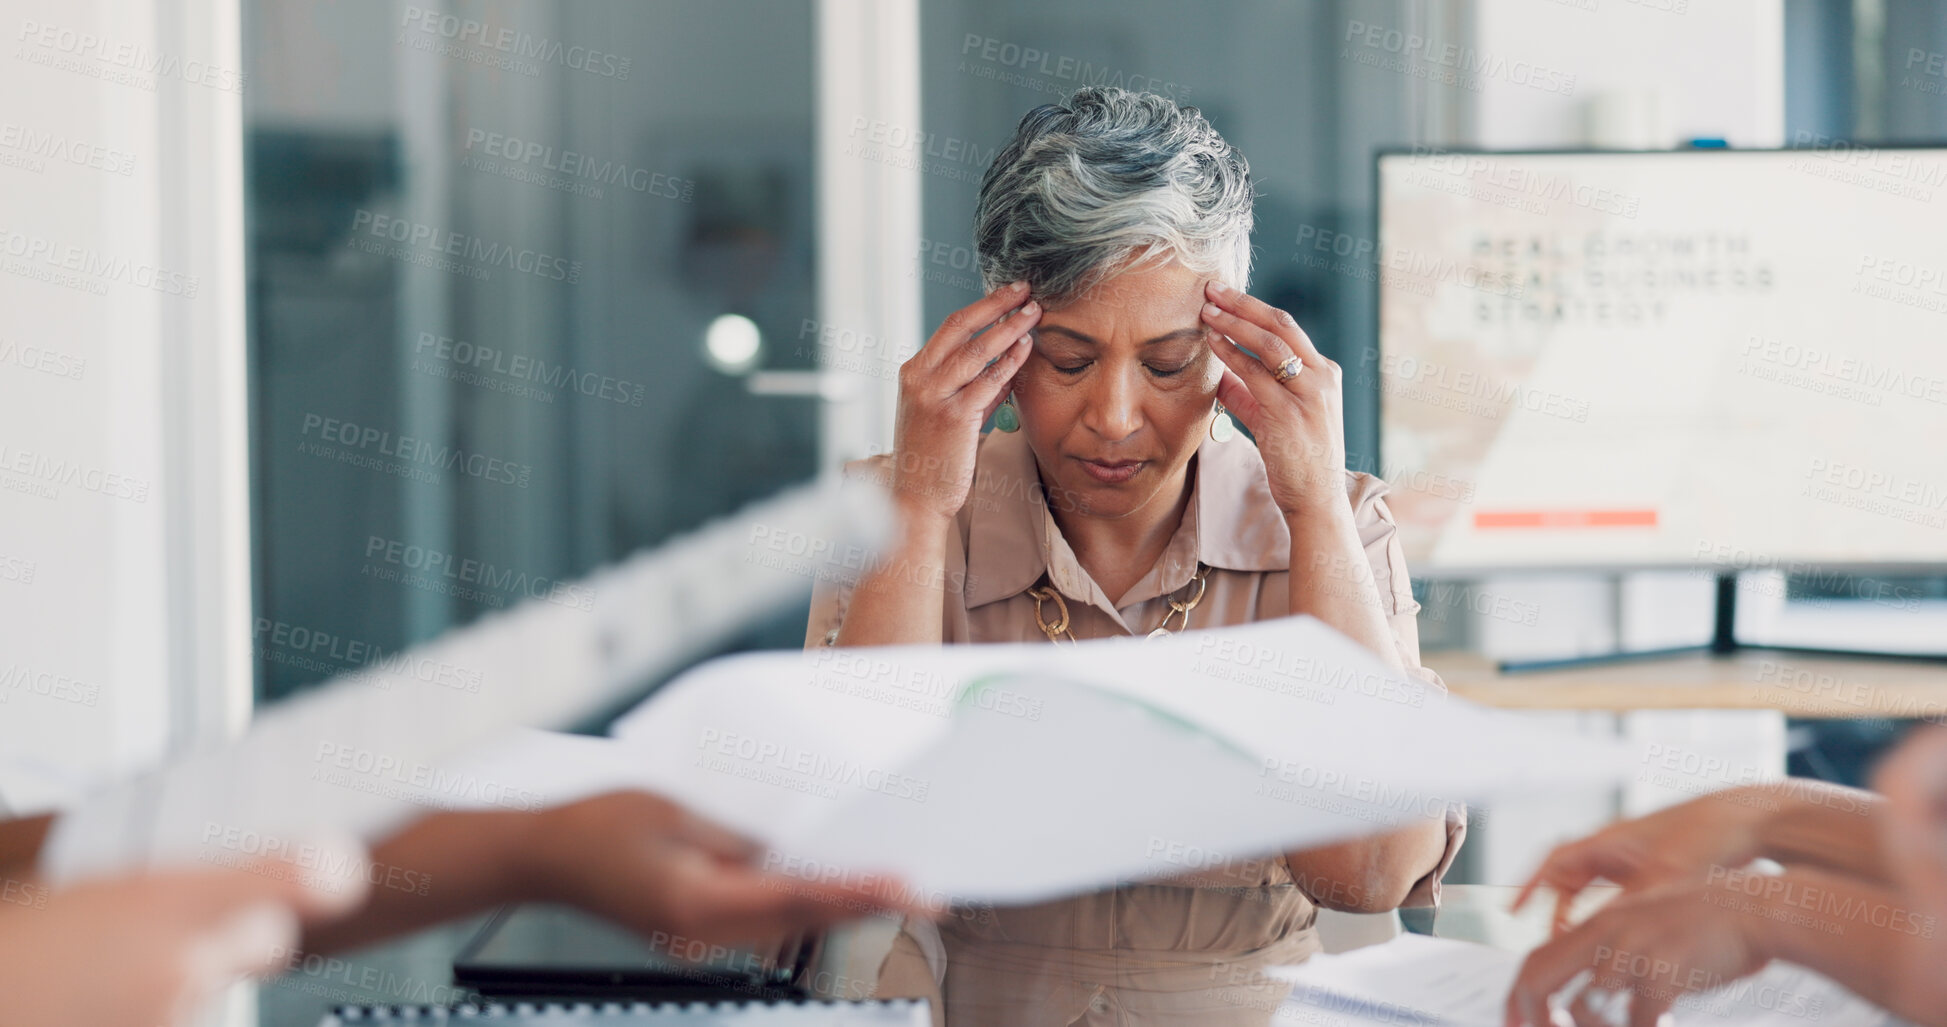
[927,282,1030,367]
[976,340,1032,420]
[1208,327,1301,421]
[946,301,1039,392]
[1209,284,1325,365]
[1206,323,1279,390]
[1202,300,1296,370]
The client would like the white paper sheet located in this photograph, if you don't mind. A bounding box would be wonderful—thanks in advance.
[608,617,1634,906]
[1272,934,1891,1027]
[39,480,892,883]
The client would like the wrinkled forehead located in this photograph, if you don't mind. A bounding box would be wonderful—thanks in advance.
[1036,260,1211,344]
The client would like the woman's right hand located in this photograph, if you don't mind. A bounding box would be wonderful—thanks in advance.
[890,280,1039,522]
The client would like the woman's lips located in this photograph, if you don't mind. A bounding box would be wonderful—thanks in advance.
[1076,458,1145,484]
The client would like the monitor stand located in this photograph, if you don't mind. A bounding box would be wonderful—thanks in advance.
[1497,575,1947,673]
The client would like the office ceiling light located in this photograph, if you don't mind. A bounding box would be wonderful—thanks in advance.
[703,313,762,374]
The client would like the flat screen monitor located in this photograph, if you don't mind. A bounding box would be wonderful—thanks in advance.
[1374,146,1947,574]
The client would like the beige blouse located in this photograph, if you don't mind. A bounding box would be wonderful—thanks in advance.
[804,428,1466,1027]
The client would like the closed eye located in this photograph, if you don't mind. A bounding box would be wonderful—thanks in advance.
[1050,362,1186,376]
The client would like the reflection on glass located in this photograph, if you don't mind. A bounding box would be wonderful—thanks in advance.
[244,1,820,706]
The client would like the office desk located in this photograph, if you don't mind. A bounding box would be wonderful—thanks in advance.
[1424,883,1616,952]
[1430,650,1947,718]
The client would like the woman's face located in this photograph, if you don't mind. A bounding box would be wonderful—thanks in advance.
[1012,259,1224,521]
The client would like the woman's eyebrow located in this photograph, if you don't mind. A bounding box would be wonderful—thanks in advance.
[1144,327,1209,346]
[1034,325,1207,346]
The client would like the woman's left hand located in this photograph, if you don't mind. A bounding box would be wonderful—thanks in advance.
[1200,281,1345,518]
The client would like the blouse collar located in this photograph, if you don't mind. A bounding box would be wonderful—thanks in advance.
[963,428,1292,612]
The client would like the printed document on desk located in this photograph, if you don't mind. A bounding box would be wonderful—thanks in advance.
[609,617,1632,907]
[1271,934,1889,1027]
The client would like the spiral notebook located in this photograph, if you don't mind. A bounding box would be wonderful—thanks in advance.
[319,999,931,1025]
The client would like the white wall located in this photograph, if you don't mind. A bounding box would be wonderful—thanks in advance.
[1472,0,1785,150]
[0,0,251,813]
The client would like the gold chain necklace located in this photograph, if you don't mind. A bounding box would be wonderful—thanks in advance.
[1028,564,1212,644]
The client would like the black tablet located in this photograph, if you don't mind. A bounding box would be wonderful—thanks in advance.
[452,904,809,1002]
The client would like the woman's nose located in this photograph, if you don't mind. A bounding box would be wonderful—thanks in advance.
[1082,366,1144,442]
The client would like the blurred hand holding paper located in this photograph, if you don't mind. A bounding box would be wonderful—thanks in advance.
[38,481,893,883]
[609,617,1632,906]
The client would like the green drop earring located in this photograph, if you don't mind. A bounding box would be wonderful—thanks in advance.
[994,394,1020,433]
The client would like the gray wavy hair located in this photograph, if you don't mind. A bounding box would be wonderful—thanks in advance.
[974,87,1254,307]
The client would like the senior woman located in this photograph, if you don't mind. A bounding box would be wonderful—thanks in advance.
[804,88,1463,1026]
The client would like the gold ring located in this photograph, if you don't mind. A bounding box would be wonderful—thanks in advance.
[1272,356,1303,383]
